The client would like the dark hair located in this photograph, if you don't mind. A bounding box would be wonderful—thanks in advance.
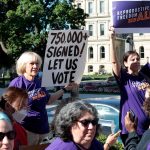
[54,100,100,141]
[123,51,140,62]
[123,50,140,69]
[0,96,7,110]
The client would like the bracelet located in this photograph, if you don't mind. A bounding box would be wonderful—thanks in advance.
[105,143,111,148]
[62,87,67,93]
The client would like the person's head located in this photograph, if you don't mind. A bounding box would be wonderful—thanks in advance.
[2,87,28,111]
[0,112,16,150]
[16,51,42,77]
[54,101,100,148]
[123,50,140,74]
[1,87,28,123]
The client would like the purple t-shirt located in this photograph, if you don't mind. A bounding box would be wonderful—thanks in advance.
[9,75,50,134]
[147,143,150,150]
[45,137,104,150]
[115,63,150,135]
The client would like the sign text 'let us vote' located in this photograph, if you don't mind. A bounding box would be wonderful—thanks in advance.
[42,30,88,87]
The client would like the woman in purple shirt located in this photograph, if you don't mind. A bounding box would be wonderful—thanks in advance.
[9,51,77,145]
[45,101,118,150]
[110,27,150,144]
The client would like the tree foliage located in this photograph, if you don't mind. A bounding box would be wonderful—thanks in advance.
[0,0,88,65]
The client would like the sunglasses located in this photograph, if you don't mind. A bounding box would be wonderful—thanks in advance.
[0,131,16,141]
[78,118,98,127]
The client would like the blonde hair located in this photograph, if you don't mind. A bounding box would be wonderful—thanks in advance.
[16,51,42,75]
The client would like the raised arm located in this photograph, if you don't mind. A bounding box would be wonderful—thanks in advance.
[109,27,121,77]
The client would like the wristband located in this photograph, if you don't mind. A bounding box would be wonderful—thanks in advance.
[62,87,67,93]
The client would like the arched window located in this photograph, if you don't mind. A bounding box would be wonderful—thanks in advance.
[88,47,93,59]
[88,65,93,72]
[100,46,105,58]
[139,46,144,58]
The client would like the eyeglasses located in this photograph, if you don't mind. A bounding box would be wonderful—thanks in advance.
[0,131,16,141]
[78,118,98,127]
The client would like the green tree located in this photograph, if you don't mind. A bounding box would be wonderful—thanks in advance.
[0,0,88,65]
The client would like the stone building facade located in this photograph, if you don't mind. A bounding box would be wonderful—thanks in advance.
[73,0,150,75]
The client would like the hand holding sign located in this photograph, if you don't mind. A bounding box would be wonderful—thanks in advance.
[42,30,88,87]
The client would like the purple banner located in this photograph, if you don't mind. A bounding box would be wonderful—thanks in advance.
[112,0,150,33]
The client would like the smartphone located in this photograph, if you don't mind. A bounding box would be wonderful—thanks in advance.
[129,109,135,122]
[0,97,7,110]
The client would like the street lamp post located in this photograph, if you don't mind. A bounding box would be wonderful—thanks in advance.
[126,34,135,51]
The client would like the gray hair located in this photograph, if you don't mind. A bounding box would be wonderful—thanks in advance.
[16,51,42,75]
[54,100,100,141]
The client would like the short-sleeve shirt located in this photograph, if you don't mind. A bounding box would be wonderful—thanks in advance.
[9,75,50,134]
[45,137,104,150]
[115,63,150,135]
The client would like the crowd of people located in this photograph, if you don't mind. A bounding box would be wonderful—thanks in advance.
[9,51,78,145]
[0,40,150,149]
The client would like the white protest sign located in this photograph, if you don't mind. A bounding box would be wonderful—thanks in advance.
[42,30,88,87]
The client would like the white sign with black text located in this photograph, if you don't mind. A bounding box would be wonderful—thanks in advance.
[42,30,88,87]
